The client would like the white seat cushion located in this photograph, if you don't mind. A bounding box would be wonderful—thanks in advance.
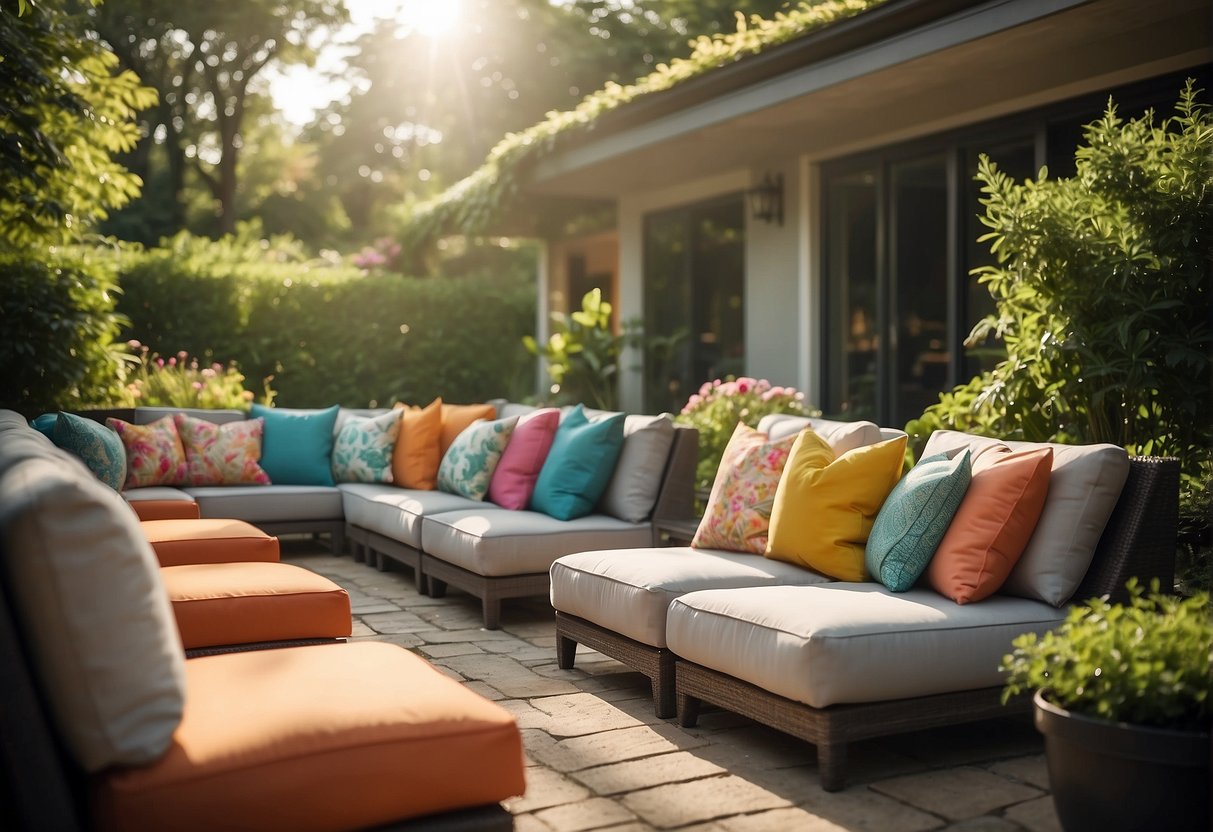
[338,484,490,548]
[422,510,652,577]
[185,485,343,523]
[551,547,833,648]
[667,584,1066,708]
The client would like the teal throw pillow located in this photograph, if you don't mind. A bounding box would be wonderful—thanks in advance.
[52,411,127,491]
[437,415,519,501]
[331,410,401,484]
[30,413,59,439]
[530,405,625,521]
[866,450,971,591]
[250,404,340,486]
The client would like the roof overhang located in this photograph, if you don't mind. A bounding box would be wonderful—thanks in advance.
[525,0,1212,199]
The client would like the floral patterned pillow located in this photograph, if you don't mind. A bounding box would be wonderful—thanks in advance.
[331,410,402,484]
[106,416,188,489]
[691,422,798,554]
[173,413,271,486]
[437,416,519,501]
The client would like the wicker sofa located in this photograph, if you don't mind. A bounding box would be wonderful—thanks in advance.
[551,415,1180,791]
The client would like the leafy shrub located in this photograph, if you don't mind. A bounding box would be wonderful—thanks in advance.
[674,376,818,494]
[112,342,274,410]
[1002,580,1211,731]
[524,288,635,410]
[0,249,129,415]
[907,82,1212,590]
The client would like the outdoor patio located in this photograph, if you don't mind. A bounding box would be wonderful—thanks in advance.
[283,538,1064,832]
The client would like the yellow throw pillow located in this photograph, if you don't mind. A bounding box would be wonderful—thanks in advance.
[765,430,907,581]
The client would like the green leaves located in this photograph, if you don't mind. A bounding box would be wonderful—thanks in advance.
[526,288,630,410]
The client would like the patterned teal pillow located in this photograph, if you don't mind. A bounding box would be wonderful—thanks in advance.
[331,410,401,483]
[52,411,127,491]
[437,416,519,501]
[866,450,971,591]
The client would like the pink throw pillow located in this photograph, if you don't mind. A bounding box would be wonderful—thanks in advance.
[487,408,559,509]
[106,416,188,489]
[173,413,271,486]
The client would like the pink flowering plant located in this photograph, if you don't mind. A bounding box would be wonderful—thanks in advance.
[674,376,818,494]
[114,341,276,411]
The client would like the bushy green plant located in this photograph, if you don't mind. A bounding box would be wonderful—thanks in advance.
[674,376,818,493]
[1002,580,1212,731]
[908,82,1213,589]
[111,342,274,411]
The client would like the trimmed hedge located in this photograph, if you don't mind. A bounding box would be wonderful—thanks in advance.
[117,243,537,408]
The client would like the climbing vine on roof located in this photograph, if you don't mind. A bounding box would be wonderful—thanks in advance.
[402,0,889,251]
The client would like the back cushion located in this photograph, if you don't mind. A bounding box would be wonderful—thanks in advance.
[598,414,676,523]
[0,421,185,772]
[921,430,1130,606]
[757,414,883,455]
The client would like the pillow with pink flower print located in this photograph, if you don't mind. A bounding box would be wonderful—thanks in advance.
[106,416,188,489]
[691,422,798,554]
[173,413,271,486]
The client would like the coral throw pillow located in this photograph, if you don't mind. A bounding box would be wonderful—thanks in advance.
[927,446,1053,605]
[691,423,797,554]
[765,430,907,581]
[331,410,401,484]
[488,408,559,509]
[530,405,625,521]
[437,416,519,501]
[52,412,127,491]
[392,398,443,490]
[440,403,496,456]
[107,416,188,489]
[866,450,972,592]
[173,413,270,487]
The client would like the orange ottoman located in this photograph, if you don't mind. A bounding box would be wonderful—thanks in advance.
[92,643,526,831]
[161,562,352,652]
[128,500,200,521]
[142,518,279,566]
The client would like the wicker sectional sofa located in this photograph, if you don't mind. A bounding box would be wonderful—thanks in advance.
[550,415,1180,791]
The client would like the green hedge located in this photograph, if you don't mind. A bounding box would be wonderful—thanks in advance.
[117,236,537,408]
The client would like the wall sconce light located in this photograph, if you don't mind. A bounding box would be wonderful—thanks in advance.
[748,172,784,226]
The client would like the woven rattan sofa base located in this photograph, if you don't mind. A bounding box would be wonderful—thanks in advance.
[423,554,550,630]
[184,636,346,660]
[676,659,1027,791]
[257,519,345,555]
[555,611,677,717]
[346,524,426,589]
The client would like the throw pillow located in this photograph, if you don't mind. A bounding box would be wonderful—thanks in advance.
[106,416,188,489]
[173,413,270,487]
[487,407,559,509]
[927,446,1053,605]
[53,412,126,491]
[30,412,59,439]
[530,405,625,521]
[249,404,340,486]
[437,415,519,500]
[599,414,677,523]
[765,430,907,581]
[440,402,496,456]
[691,423,797,554]
[866,450,972,591]
[331,410,401,484]
[392,398,444,490]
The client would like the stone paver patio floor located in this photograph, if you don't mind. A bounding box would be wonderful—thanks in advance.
[284,541,1062,832]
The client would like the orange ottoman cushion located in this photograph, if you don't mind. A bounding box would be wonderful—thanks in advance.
[161,562,352,650]
[128,500,200,521]
[93,643,526,832]
[141,518,279,566]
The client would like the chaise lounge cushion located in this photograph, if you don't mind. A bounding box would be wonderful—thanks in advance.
[161,562,351,650]
[666,583,1067,709]
[183,484,344,523]
[339,484,492,549]
[92,643,525,832]
[551,547,833,648]
[141,518,280,567]
[423,508,652,577]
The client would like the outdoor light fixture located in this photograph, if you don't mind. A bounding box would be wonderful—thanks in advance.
[748,172,784,226]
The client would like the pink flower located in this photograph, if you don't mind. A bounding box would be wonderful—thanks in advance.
[127,339,141,349]
[168,357,177,367]
[156,358,165,368]
[737,381,750,394]
[192,382,203,390]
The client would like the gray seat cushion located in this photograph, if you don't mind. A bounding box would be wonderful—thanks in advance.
[123,486,195,503]
[185,485,343,523]
[423,510,653,577]
[551,547,833,648]
[338,484,492,549]
[667,584,1066,708]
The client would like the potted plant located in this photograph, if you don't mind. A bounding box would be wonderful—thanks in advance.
[1002,579,1211,832]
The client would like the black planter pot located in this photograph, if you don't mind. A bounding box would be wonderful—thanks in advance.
[1033,690,1211,832]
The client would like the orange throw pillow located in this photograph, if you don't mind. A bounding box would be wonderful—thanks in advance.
[927,447,1053,604]
[440,403,496,455]
[392,398,443,490]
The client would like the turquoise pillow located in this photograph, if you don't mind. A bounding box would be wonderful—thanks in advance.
[51,411,126,491]
[250,404,339,486]
[530,405,625,520]
[30,412,58,439]
[866,450,971,591]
